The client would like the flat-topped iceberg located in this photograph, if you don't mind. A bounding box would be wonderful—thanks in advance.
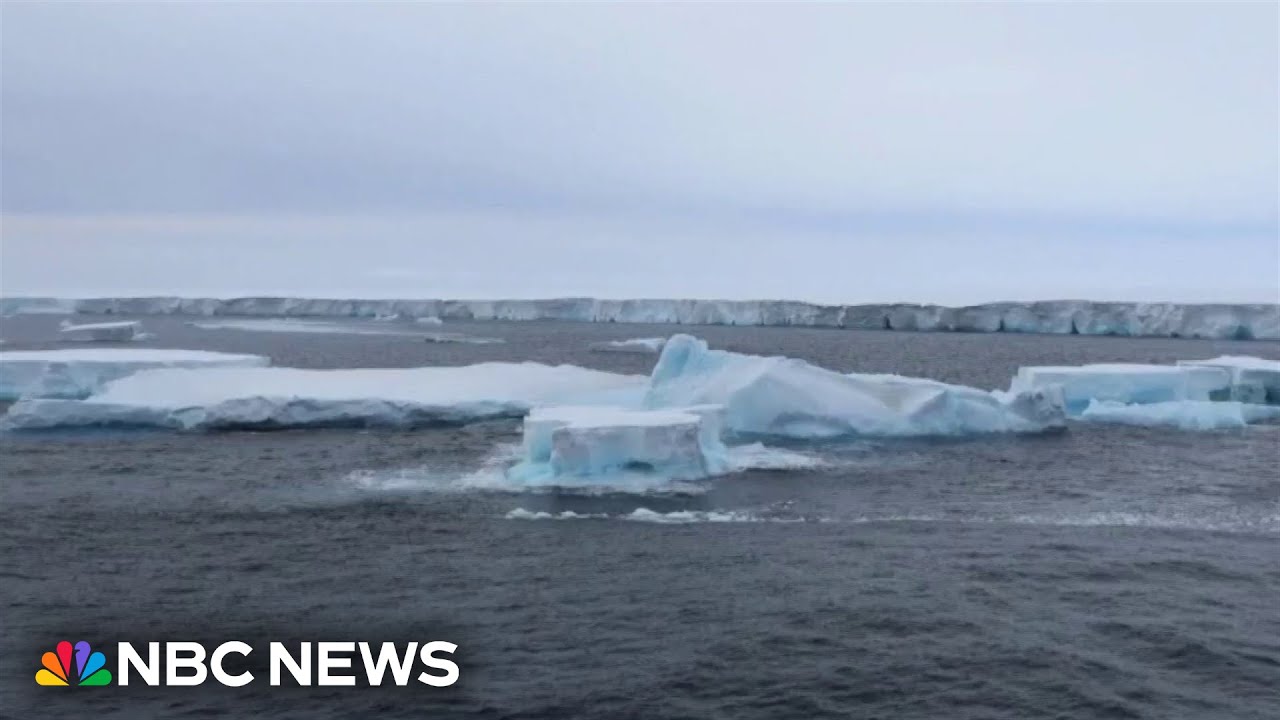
[588,337,668,354]
[59,320,142,342]
[1010,364,1233,414]
[2,362,645,430]
[0,348,270,400]
[642,335,1064,438]
[49,296,1280,339]
[1177,356,1280,405]
[509,405,726,484]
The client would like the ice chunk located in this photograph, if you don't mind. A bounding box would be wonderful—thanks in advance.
[1177,356,1280,405]
[59,320,141,342]
[0,348,270,400]
[415,316,444,326]
[510,405,725,484]
[1080,400,1280,430]
[643,335,1063,438]
[2,363,645,430]
[1009,364,1233,414]
[588,337,667,354]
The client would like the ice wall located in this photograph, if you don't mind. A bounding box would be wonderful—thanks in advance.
[30,297,1276,339]
[4,293,1280,339]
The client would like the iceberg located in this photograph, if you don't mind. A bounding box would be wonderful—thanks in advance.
[59,320,142,342]
[1009,364,1233,414]
[1,363,646,431]
[588,337,667,354]
[0,348,270,400]
[642,335,1064,438]
[27,296,1277,339]
[508,405,726,484]
[1177,356,1280,405]
[1080,400,1280,430]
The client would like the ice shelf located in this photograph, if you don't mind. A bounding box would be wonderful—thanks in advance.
[4,296,1271,339]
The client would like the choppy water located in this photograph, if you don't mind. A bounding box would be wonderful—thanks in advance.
[2,314,1279,719]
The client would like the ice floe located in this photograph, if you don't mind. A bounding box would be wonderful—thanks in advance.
[643,335,1065,438]
[59,320,143,342]
[1,363,646,430]
[0,348,270,400]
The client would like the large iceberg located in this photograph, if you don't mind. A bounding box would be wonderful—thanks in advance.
[1009,364,1233,414]
[2,363,646,431]
[1177,356,1280,405]
[36,296,1280,339]
[0,348,271,400]
[59,320,142,342]
[641,335,1064,438]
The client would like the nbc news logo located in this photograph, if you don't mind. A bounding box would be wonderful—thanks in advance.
[36,639,459,687]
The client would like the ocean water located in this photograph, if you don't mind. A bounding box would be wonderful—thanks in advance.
[1,314,1278,719]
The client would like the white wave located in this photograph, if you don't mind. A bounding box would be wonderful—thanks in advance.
[503,506,800,523]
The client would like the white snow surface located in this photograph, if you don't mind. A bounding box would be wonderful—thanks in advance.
[1,362,646,430]
[59,320,142,342]
[1010,364,1234,413]
[588,337,667,354]
[1177,356,1280,404]
[643,335,1065,438]
[1080,400,1280,430]
[0,348,270,400]
[44,297,1280,339]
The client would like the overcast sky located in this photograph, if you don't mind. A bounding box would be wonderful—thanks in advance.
[2,2,1276,303]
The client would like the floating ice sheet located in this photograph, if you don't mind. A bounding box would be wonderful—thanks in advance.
[0,348,270,400]
[59,320,142,342]
[2,362,646,430]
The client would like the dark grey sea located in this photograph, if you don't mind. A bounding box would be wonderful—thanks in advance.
[2,314,1278,719]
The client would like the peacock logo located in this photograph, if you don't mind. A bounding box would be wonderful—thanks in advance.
[36,640,113,686]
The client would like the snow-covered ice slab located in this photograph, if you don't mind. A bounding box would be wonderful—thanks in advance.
[1177,356,1280,405]
[1080,400,1280,430]
[1009,364,1233,414]
[0,348,270,400]
[588,337,667,354]
[2,363,646,430]
[642,335,1064,438]
[59,320,142,342]
[510,405,726,484]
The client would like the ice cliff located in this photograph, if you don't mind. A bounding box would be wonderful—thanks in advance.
[3,296,1274,339]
